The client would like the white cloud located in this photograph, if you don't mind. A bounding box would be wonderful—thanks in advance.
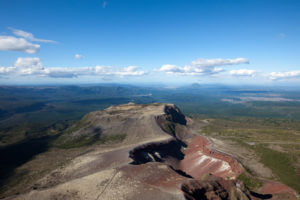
[159,65,182,74]
[159,58,249,76]
[191,58,249,67]
[94,65,147,77]
[230,69,257,77]
[43,67,85,78]
[115,66,147,76]
[14,57,43,69]
[94,66,113,75]
[9,28,57,43]
[0,57,147,78]
[0,28,57,54]
[269,71,300,80]
[0,36,40,54]
[14,57,44,75]
[74,54,84,59]
[0,66,15,75]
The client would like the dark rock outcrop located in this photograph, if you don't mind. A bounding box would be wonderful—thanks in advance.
[181,175,251,200]
[155,104,188,139]
[164,105,187,125]
[129,139,185,165]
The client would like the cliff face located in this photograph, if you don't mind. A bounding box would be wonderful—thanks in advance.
[8,103,287,200]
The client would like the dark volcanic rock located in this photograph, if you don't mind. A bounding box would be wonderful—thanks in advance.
[155,104,188,139]
[181,175,251,200]
[164,105,187,125]
[129,139,185,165]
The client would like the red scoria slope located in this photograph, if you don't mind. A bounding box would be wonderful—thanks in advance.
[180,135,244,180]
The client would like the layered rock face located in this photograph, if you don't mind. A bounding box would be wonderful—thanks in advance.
[180,136,243,180]
[7,103,296,200]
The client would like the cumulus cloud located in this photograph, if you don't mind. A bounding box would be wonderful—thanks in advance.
[0,66,15,75]
[191,58,249,67]
[159,58,249,76]
[74,54,84,59]
[0,57,147,78]
[43,67,86,78]
[0,36,40,54]
[269,71,300,80]
[9,28,57,43]
[14,57,43,69]
[159,65,182,73]
[230,69,257,77]
[115,66,147,76]
[14,57,44,75]
[0,28,57,54]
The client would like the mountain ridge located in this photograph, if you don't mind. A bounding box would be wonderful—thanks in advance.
[5,103,297,200]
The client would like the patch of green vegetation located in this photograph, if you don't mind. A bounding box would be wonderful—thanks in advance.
[200,117,300,192]
[106,110,125,114]
[98,134,126,144]
[152,103,163,106]
[163,121,176,136]
[253,145,300,192]
[238,173,262,190]
[63,115,92,134]
[52,133,99,149]
[201,118,300,146]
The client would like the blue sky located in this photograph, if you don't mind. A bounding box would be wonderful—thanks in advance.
[0,0,300,85]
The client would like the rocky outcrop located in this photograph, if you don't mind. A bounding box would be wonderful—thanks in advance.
[181,176,251,200]
[155,104,188,139]
[163,105,187,126]
[129,139,185,165]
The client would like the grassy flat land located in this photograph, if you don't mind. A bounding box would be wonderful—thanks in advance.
[200,117,300,192]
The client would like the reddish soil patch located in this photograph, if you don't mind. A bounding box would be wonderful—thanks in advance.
[259,180,297,200]
[180,136,243,180]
